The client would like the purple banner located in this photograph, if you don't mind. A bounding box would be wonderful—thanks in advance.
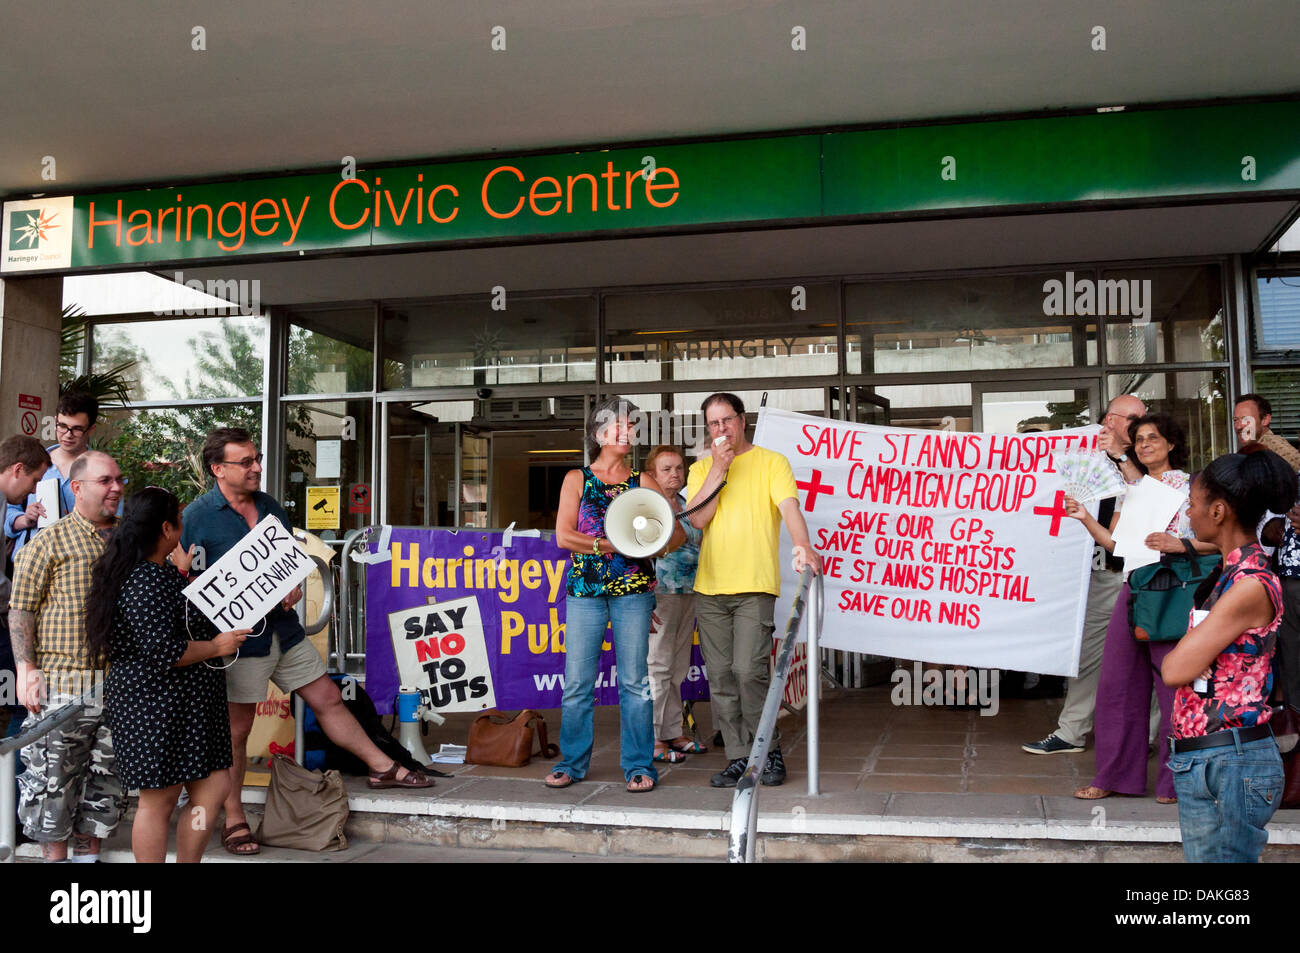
[364,528,710,714]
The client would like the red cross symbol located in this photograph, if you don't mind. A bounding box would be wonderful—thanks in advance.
[1033,490,1071,536]
[796,469,835,512]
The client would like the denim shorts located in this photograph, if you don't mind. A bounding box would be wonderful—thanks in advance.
[1168,732,1282,863]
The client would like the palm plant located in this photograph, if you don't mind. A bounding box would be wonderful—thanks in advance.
[60,303,138,403]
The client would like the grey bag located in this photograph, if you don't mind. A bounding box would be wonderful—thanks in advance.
[259,753,349,852]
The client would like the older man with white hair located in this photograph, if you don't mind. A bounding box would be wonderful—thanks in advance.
[1023,393,1146,755]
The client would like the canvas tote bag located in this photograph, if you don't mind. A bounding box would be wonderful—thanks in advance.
[259,753,349,851]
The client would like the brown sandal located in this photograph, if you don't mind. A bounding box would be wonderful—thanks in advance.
[222,822,260,856]
[368,762,434,789]
[1073,785,1113,800]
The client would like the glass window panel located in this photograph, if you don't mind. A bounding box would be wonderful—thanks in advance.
[1252,368,1300,440]
[282,399,372,537]
[98,404,261,504]
[979,385,1094,433]
[874,383,974,431]
[91,316,266,401]
[287,308,374,394]
[846,274,1096,373]
[1256,274,1300,351]
[385,401,461,528]
[383,297,595,389]
[1107,370,1229,473]
[605,285,841,381]
[1104,265,1224,365]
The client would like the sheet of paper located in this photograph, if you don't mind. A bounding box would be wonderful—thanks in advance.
[1110,475,1186,570]
[316,439,341,480]
[35,479,60,528]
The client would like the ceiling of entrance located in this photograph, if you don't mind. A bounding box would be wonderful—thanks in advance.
[3,1,1299,198]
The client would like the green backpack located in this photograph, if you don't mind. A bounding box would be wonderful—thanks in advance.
[1127,541,1222,642]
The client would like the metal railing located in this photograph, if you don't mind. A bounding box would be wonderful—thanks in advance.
[290,543,339,766]
[1,688,98,863]
[728,568,823,863]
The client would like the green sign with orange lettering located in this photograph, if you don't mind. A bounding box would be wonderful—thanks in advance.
[3,101,1298,275]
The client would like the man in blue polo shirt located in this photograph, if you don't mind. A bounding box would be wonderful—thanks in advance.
[182,427,432,857]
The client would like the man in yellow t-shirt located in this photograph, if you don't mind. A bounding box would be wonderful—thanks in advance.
[685,393,821,788]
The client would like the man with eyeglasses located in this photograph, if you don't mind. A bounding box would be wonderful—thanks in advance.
[9,451,126,862]
[685,393,821,788]
[4,391,100,561]
[181,428,432,857]
[1232,393,1300,470]
[1023,393,1146,756]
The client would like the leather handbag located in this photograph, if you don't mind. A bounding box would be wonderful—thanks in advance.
[259,753,349,851]
[466,709,558,767]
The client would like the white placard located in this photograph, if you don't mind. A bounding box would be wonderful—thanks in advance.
[388,596,496,713]
[34,478,60,528]
[183,515,316,629]
[316,439,341,480]
[754,408,1097,677]
[1111,476,1187,571]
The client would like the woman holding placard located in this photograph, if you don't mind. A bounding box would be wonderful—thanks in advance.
[1161,445,1296,862]
[1063,413,1215,804]
[86,487,250,863]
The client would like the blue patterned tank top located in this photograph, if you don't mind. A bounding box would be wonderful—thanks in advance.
[566,467,656,598]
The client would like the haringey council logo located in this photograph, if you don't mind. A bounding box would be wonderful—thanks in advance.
[1,196,74,273]
[8,208,61,250]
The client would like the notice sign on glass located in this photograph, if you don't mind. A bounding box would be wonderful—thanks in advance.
[184,515,316,629]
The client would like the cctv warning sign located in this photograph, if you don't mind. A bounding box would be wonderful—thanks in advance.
[305,486,340,530]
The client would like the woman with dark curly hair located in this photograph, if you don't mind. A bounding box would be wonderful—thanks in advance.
[1162,445,1296,862]
[86,487,249,863]
[1064,412,1217,803]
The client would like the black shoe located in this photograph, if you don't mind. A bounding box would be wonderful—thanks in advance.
[710,757,748,788]
[711,730,724,748]
[761,747,786,786]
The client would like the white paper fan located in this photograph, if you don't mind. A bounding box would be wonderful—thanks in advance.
[1055,449,1127,503]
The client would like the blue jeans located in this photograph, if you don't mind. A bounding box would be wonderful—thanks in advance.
[553,592,657,783]
[1168,732,1283,863]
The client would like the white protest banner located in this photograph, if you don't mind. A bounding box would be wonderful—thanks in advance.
[754,408,1099,677]
[388,596,496,713]
[183,515,316,629]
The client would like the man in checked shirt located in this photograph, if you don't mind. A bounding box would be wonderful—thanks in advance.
[8,451,125,863]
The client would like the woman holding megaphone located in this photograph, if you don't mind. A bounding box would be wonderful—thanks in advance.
[545,397,685,794]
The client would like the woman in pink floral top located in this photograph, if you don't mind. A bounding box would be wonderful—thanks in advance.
[1161,444,1297,862]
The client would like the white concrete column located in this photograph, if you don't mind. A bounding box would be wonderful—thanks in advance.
[0,276,62,440]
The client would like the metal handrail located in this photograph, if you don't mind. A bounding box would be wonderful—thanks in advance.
[728,568,823,863]
[1,688,98,863]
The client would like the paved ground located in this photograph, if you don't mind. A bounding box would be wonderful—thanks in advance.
[13,686,1300,861]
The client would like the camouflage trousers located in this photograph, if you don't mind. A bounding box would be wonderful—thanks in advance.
[17,691,126,843]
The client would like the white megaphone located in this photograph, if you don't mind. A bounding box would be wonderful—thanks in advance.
[605,487,674,558]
